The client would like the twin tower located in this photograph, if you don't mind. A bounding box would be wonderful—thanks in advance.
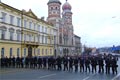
[47,0,72,25]
[47,0,75,56]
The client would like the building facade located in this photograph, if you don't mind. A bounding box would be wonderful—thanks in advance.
[0,3,57,58]
[74,35,82,55]
[47,0,81,56]
[0,0,82,58]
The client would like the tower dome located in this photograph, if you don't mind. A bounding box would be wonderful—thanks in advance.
[48,0,61,4]
[62,0,72,11]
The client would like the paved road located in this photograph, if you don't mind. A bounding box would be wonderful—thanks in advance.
[1,59,120,80]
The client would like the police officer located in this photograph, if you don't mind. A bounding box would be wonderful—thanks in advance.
[63,56,68,71]
[69,56,73,71]
[25,56,29,68]
[20,56,24,68]
[105,56,111,74]
[8,56,12,68]
[33,56,37,68]
[5,56,8,68]
[74,57,78,72]
[91,56,97,73]
[30,57,34,68]
[38,57,42,69]
[43,57,47,69]
[111,56,118,74]
[1,56,5,68]
[98,56,104,73]
[79,56,85,72]
[16,56,20,68]
[52,57,56,70]
[12,56,15,68]
[48,57,51,70]
[85,57,90,72]
[56,56,62,70]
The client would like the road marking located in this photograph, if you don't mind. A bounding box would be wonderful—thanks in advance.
[112,73,120,80]
[82,74,95,80]
[38,73,56,79]
[0,69,31,74]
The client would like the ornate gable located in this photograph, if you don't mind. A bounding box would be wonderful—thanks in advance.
[25,9,38,19]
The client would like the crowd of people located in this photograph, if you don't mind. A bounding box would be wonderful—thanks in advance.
[0,53,119,74]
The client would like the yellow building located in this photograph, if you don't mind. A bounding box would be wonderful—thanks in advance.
[0,2,57,58]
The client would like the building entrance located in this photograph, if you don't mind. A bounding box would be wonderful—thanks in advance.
[28,46,32,57]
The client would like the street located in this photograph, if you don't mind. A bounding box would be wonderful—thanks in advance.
[0,59,120,80]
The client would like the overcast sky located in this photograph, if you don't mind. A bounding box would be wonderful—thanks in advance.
[2,0,120,48]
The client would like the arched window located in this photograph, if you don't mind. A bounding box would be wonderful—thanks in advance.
[38,49,40,55]
[10,48,12,57]
[55,7,57,10]
[17,48,19,57]
[42,49,44,55]
[46,49,47,55]
[16,29,21,41]
[50,49,52,54]
[59,34,62,44]
[34,48,36,56]
[9,28,14,40]
[24,48,26,57]
[1,48,4,57]
[0,26,7,40]
[51,7,53,10]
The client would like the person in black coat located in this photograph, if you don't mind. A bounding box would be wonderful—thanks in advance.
[111,56,118,74]
[8,56,12,68]
[52,57,56,70]
[48,57,51,70]
[63,56,68,71]
[85,57,90,72]
[38,57,42,69]
[79,56,85,72]
[5,56,9,68]
[20,56,24,68]
[33,56,37,68]
[1,56,5,68]
[56,56,62,70]
[105,56,111,74]
[12,56,15,68]
[16,56,20,68]
[25,56,29,68]
[74,57,79,72]
[98,56,104,73]
[69,57,73,71]
[43,57,47,69]
[91,56,97,73]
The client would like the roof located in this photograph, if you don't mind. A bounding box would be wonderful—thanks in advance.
[0,2,53,26]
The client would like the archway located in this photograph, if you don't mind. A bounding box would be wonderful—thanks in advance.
[28,46,32,57]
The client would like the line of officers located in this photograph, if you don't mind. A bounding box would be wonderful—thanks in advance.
[0,54,118,74]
